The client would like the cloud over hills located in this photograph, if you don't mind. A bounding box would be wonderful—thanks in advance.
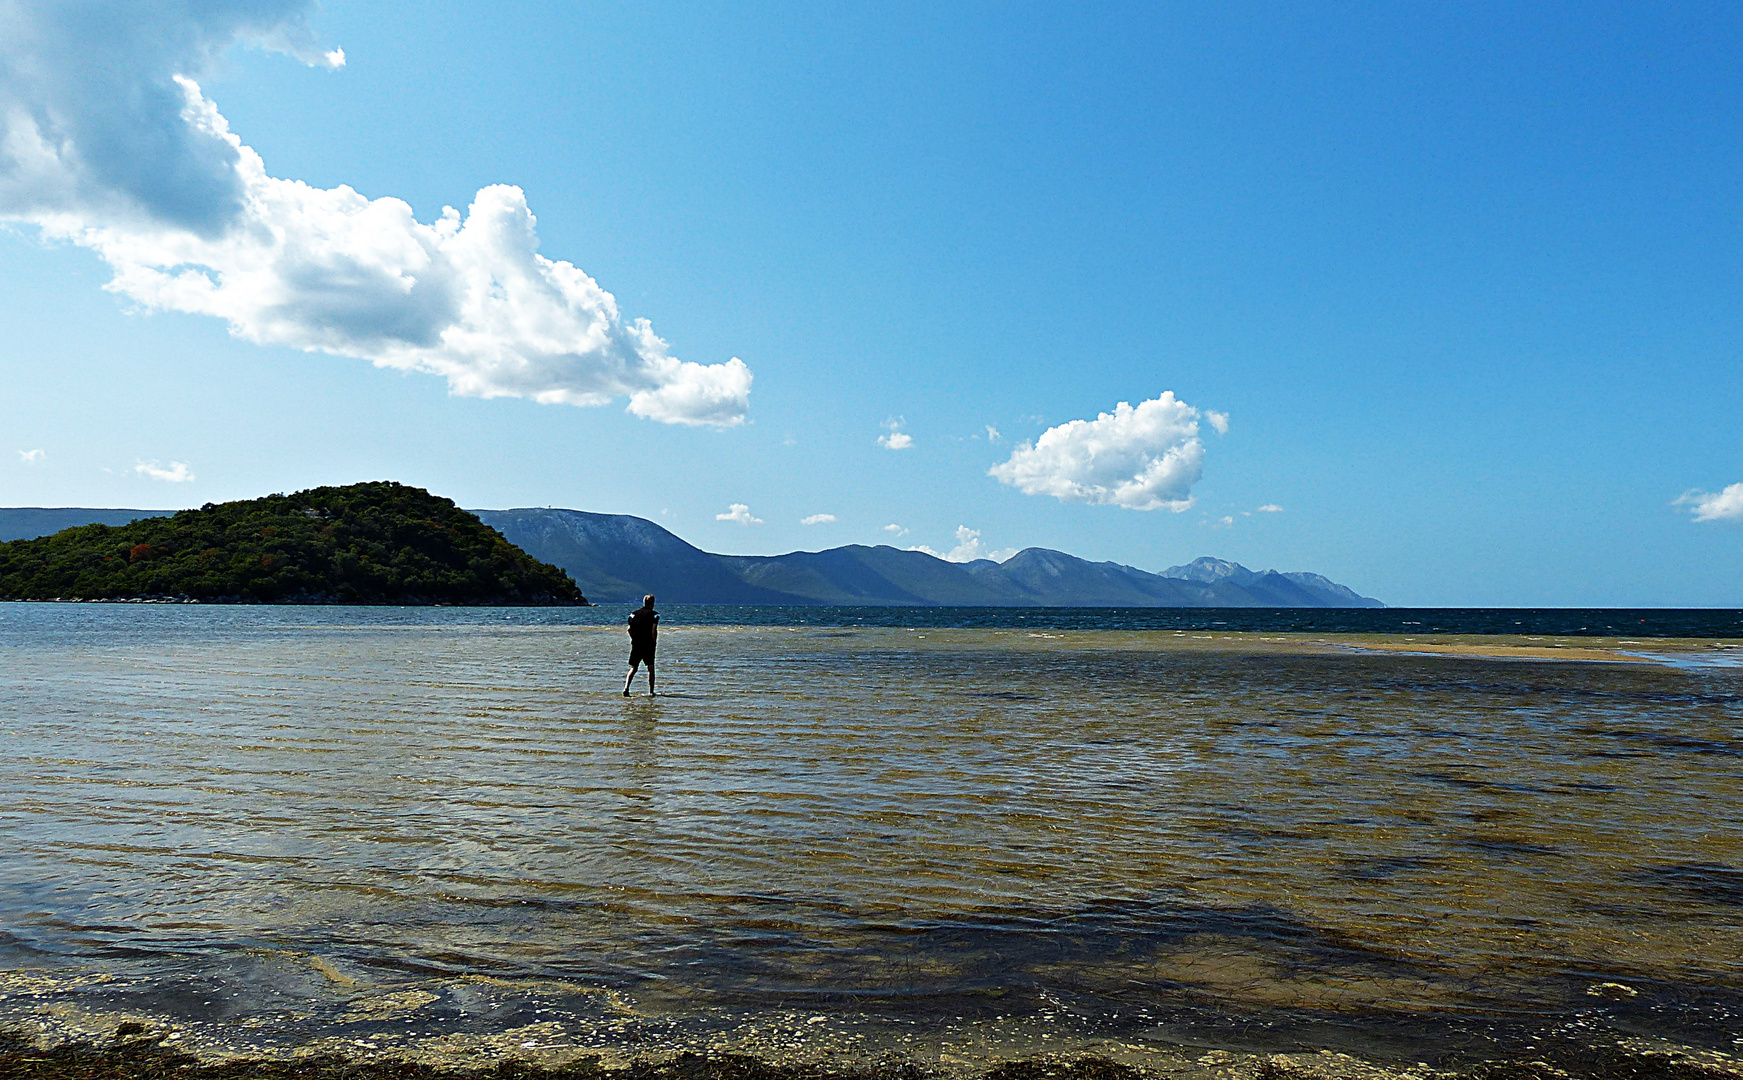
[989,392,1220,511]
[716,503,762,526]
[909,525,1017,564]
[134,459,194,483]
[0,0,750,426]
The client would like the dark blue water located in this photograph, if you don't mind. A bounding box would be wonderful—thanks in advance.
[653,605,1743,637]
[7,602,1738,639]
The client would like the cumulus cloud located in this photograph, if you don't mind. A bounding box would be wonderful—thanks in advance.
[1679,483,1743,523]
[716,503,762,526]
[135,459,193,482]
[0,1,749,426]
[988,391,1218,511]
[877,417,912,450]
[1257,503,1283,513]
[909,525,1014,563]
[18,449,44,463]
[946,525,986,562]
[800,513,836,525]
[883,523,908,536]
[985,425,1001,442]
[1205,410,1230,435]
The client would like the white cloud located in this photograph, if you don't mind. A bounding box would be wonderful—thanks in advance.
[1205,410,1230,435]
[1679,483,1743,523]
[877,416,912,450]
[1257,503,1283,513]
[883,523,908,536]
[800,513,836,525]
[715,503,762,526]
[0,1,749,427]
[945,525,985,562]
[985,425,1001,442]
[18,449,44,463]
[910,525,1012,563]
[988,391,1218,511]
[135,459,193,482]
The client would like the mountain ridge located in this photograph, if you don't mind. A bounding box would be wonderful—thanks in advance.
[0,508,174,542]
[473,508,1383,607]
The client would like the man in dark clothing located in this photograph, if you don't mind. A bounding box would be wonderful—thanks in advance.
[623,594,658,696]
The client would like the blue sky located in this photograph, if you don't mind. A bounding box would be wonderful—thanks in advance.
[2,1,1740,605]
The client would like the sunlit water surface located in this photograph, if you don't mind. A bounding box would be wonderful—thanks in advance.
[1,605,1739,1069]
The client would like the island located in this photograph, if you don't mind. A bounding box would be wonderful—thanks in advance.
[0,482,587,605]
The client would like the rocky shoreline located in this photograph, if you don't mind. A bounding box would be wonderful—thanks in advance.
[4,1026,1740,1080]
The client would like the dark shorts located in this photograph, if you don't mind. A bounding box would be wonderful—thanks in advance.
[628,643,656,666]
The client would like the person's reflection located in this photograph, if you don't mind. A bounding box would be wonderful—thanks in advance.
[622,701,661,777]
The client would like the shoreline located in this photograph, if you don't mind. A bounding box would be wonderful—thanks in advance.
[4,1027,1740,1080]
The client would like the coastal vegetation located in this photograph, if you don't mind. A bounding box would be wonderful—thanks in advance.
[0,482,585,604]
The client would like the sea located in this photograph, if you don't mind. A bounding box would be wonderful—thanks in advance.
[1,603,1740,1076]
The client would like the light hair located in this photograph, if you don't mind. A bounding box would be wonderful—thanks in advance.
[643,594,656,606]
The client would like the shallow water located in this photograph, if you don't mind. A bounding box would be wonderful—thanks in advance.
[1,605,1740,1069]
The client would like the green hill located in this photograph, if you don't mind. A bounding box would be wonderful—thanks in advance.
[0,482,586,605]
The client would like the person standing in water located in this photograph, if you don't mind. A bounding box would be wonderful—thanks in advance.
[623,595,659,696]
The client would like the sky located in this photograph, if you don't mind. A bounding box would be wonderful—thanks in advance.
[1,0,1740,606]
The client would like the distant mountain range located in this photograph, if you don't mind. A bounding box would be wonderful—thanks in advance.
[0,505,1380,607]
[0,507,173,542]
[472,508,1382,607]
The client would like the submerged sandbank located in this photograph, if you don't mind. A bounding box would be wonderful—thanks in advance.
[1327,634,1741,665]
[728,624,1743,666]
[1334,638,1662,663]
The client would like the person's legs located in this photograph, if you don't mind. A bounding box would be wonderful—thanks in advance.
[646,659,656,696]
[623,660,639,695]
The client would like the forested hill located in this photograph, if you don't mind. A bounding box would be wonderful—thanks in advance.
[0,483,585,605]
